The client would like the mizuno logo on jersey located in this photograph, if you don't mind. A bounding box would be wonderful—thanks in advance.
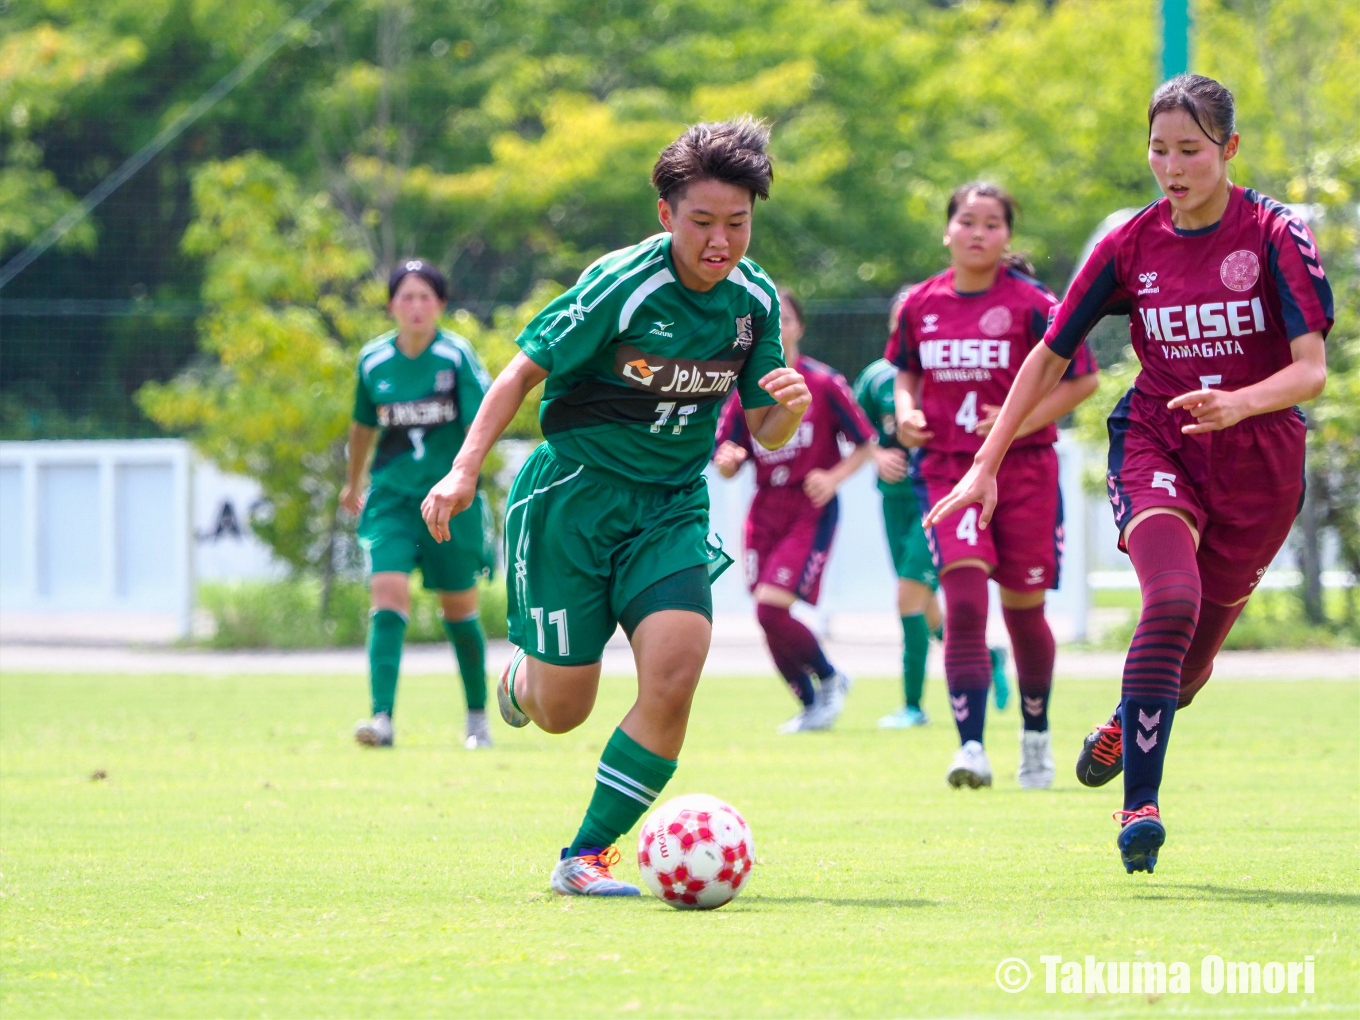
[649,321,674,338]
[1139,299,1262,358]
[377,396,457,428]
[613,344,745,397]
[917,338,1012,371]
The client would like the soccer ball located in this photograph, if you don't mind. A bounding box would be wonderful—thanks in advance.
[636,794,754,910]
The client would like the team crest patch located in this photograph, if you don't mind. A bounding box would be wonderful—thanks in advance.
[435,369,455,392]
[979,305,1012,337]
[1220,250,1260,292]
[734,314,754,350]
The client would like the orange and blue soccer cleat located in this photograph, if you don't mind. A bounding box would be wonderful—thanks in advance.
[1114,804,1165,874]
[1076,710,1123,787]
[549,846,640,897]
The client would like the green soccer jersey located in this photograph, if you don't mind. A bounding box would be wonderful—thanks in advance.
[353,328,491,497]
[515,233,785,488]
[853,357,913,497]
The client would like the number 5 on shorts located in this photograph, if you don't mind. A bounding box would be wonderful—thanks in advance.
[529,607,570,656]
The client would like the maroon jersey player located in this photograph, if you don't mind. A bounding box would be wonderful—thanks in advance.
[926,76,1331,874]
[889,182,1099,791]
[714,288,874,733]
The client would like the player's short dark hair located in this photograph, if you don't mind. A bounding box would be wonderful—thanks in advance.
[387,258,447,302]
[1148,73,1235,147]
[777,286,804,327]
[945,182,1035,276]
[651,117,773,205]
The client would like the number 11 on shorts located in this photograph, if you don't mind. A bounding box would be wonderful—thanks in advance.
[529,607,570,656]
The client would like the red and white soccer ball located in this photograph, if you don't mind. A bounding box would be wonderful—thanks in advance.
[637,794,754,910]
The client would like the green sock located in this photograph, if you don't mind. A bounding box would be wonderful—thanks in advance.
[443,616,487,711]
[570,728,677,854]
[367,609,406,716]
[901,613,929,710]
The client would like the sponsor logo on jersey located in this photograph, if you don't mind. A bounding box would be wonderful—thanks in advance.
[921,314,940,333]
[1138,299,1263,358]
[918,338,1012,371]
[771,465,791,486]
[1136,271,1160,296]
[733,314,754,351]
[649,320,675,338]
[435,369,455,392]
[1219,250,1260,292]
[979,306,1012,337]
[613,344,745,396]
[622,358,665,386]
[376,396,457,428]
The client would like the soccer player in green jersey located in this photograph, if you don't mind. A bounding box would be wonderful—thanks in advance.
[341,260,496,751]
[422,119,810,896]
[853,349,943,729]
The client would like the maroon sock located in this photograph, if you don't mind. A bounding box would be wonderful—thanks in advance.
[1177,598,1246,708]
[1122,515,1201,701]
[941,566,991,744]
[1121,514,1200,810]
[1002,603,1055,731]
[756,603,830,707]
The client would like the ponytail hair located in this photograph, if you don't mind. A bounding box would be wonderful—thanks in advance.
[946,180,1035,277]
[1001,251,1036,277]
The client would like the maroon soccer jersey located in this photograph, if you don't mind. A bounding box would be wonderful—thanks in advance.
[1045,186,1334,397]
[715,355,873,490]
[886,267,1098,454]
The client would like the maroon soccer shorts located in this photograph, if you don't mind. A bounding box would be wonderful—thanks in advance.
[742,489,840,604]
[1106,387,1305,605]
[914,445,1064,591]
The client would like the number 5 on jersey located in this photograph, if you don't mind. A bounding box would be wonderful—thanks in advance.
[529,607,570,656]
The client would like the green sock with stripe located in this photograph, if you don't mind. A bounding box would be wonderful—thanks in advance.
[569,728,677,855]
[901,613,929,710]
[443,616,487,711]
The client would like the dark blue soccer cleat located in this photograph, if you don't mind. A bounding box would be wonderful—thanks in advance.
[1114,804,1165,874]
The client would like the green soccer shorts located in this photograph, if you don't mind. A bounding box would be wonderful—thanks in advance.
[504,443,730,665]
[882,493,938,589]
[358,484,493,592]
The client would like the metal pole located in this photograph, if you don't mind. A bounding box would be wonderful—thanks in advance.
[1162,0,1190,80]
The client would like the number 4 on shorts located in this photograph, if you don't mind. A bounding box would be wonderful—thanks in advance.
[956,506,979,546]
[529,607,570,656]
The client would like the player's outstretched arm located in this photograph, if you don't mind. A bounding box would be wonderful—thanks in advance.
[339,423,376,516]
[1168,331,1326,434]
[923,343,1070,530]
[746,366,811,450]
[422,352,549,542]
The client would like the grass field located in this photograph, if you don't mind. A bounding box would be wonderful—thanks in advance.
[2,667,1356,1018]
